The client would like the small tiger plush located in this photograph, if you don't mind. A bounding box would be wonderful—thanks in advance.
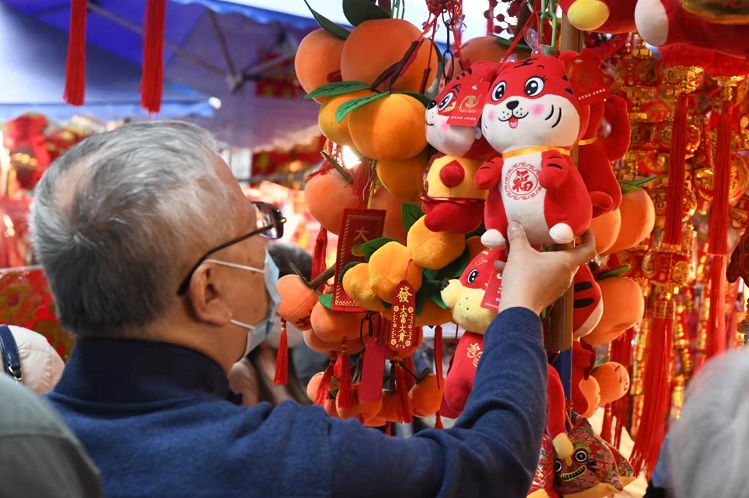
[475,53,593,248]
[421,62,498,234]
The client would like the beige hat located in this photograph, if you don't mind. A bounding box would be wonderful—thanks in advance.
[1,326,64,394]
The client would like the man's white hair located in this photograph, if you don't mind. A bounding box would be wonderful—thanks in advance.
[668,347,749,498]
[30,120,235,337]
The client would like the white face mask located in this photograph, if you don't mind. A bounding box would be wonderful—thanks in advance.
[205,251,281,359]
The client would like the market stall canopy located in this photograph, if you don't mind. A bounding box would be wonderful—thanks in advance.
[0,3,213,121]
[0,0,325,150]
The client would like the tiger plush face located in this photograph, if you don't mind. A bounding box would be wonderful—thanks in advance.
[425,63,497,159]
[481,55,587,153]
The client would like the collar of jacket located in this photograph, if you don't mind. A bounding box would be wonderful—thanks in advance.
[53,338,232,405]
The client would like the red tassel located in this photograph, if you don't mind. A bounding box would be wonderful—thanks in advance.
[664,93,690,246]
[709,100,733,257]
[630,301,674,478]
[385,421,392,436]
[403,355,416,391]
[434,325,443,389]
[64,0,87,106]
[706,100,733,358]
[337,345,354,409]
[600,404,613,444]
[610,327,634,450]
[435,412,444,430]
[314,354,336,406]
[273,319,288,385]
[141,0,167,113]
[311,228,328,282]
[707,256,727,358]
[395,363,414,423]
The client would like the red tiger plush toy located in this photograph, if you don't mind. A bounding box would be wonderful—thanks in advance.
[475,54,593,248]
[421,63,498,234]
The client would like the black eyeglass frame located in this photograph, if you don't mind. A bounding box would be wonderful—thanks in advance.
[176,202,286,295]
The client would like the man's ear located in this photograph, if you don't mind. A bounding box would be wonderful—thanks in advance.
[187,265,232,326]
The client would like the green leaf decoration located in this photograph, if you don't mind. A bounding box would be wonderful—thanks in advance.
[321,151,353,184]
[302,0,350,40]
[305,80,372,100]
[619,175,658,193]
[336,92,390,123]
[594,355,610,370]
[341,261,362,280]
[342,0,390,27]
[401,203,425,233]
[597,265,632,281]
[396,91,431,107]
[430,292,448,310]
[289,263,313,287]
[440,246,471,279]
[415,294,426,316]
[318,292,333,309]
[359,237,398,260]
[422,268,439,281]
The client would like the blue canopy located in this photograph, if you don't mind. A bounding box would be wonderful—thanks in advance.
[0,2,213,122]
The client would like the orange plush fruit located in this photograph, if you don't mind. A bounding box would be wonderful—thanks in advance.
[276,275,317,330]
[348,94,428,160]
[589,208,621,255]
[407,216,466,270]
[340,18,437,92]
[410,374,445,417]
[306,372,325,402]
[375,390,399,422]
[368,242,423,301]
[304,167,361,234]
[375,150,429,203]
[318,89,375,148]
[303,328,365,355]
[295,29,346,103]
[342,263,386,312]
[370,185,408,243]
[592,362,630,405]
[309,302,367,343]
[603,187,655,256]
[578,375,601,418]
[582,277,645,347]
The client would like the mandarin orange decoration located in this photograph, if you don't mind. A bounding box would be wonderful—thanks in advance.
[340,18,437,92]
[295,29,346,103]
[348,93,428,161]
[375,150,430,203]
[602,187,655,256]
[318,89,376,147]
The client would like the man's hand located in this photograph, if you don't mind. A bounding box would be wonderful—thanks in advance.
[496,221,596,315]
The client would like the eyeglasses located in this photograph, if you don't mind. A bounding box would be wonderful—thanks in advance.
[177,201,286,295]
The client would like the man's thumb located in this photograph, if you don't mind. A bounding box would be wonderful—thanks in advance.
[507,221,528,247]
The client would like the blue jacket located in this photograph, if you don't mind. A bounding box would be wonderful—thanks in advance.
[46,308,547,497]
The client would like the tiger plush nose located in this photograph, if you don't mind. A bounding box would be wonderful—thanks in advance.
[506,100,519,110]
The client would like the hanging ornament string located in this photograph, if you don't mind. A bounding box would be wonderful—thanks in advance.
[537,0,558,53]
[501,9,539,63]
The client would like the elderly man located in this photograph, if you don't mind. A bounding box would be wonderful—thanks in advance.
[31,121,595,498]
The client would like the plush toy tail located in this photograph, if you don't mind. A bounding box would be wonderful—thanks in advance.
[547,365,574,459]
